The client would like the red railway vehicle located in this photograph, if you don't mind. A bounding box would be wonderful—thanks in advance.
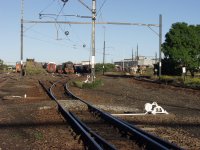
[46,62,57,73]
[16,62,22,73]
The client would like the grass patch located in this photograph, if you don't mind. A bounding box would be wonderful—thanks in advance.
[34,131,44,140]
[156,75,200,88]
[158,75,176,84]
[73,79,103,89]
[73,80,83,88]
[184,77,200,88]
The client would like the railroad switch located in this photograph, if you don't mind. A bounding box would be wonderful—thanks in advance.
[84,75,91,83]
[112,102,168,116]
[144,102,168,115]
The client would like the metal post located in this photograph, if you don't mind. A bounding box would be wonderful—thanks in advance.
[132,48,133,66]
[123,59,124,71]
[159,14,162,77]
[20,0,24,77]
[136,44,138,66]
[103,26,105,75]
[155,52,157,64]
[91,0,96,82]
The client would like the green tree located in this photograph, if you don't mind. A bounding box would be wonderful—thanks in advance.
[0,59,3,65]
[162,22,200,76]
[0,59,4,70]
[95,63,115,73]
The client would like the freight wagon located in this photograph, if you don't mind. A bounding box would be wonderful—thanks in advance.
[63,61,74,74]
[46,62,57,73]
[74,64,91,74]
[56,64,63,74]
[16,62,22,73]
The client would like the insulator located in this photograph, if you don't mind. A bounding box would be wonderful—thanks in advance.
[61,0,68,2]
[65,31,69,36]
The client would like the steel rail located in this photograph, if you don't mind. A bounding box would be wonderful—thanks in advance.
[65,83,183,150]
[69,111,117,150]
[121,120,182,150]
[49,81,116,150]
[134,75,200,91]
[38,80,104,150]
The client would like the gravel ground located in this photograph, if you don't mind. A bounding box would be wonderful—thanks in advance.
[70,74,200,149]
[0,73,200,149]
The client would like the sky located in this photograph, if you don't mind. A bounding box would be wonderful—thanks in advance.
[0,0,199,65]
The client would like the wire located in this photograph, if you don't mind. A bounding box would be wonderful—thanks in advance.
[97,0,108,16]
[55,0,66,20]
[147,26,159,36]
[24,26,56,40]
[23,23,38,33]
[39,0,56,17]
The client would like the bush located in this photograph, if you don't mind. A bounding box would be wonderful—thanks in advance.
[82,79,103,89]
[25,61,46,75]
[73,79,103,89]
[95,63,115,73]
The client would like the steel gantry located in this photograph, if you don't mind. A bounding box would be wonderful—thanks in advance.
[21,0,163,79]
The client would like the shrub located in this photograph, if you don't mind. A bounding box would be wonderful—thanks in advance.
[25,61,46,75]
[82,79,103,89]
[95,63,115,73]
[73,79,103,89]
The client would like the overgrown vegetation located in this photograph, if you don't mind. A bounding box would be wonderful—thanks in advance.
[73,79,103,89]
[25,61,46,75]
[184,77,200,88]
[0,59,7,72]
[154,75,200,88]
[95,63,115,73]
[158,75,182,83]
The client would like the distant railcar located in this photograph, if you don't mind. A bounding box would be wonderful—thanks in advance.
[56,65,63,74]
[74,64,82,73]
[46,62,56,73]
[63,61,74,74]
[16,62,22,73]
[74,64,91,74]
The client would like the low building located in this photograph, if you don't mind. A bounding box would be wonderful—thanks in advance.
[114,56,156,68]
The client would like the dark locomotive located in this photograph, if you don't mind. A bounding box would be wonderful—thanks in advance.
[44,61,91,74]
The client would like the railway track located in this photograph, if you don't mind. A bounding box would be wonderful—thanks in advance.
[39,78,183,150]
[134,75,200,91]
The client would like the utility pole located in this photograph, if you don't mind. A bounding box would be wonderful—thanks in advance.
[159,14,162,78]
[102,26,106,75]
[136,44,139,66]
[132,48,134,66]
[20,0,24,77]
[155,52,157,64]
[91,0,96,82]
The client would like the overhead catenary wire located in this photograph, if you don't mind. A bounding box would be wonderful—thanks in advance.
[147,26,159,36]
[23,25,81,49]
[96,0,108,16]
[39,0,88,48]
[24,1,161,65]
[39,0,56,18]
